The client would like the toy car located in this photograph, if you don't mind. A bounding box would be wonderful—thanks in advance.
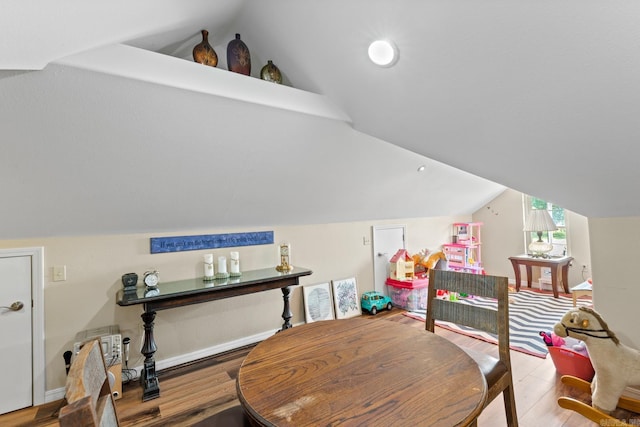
[361,291,393,315]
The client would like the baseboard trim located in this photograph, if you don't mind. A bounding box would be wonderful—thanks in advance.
[45,323,301,403]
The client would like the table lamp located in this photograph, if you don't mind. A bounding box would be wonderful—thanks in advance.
[524,209,558,258]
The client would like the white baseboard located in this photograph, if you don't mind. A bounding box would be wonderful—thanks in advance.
[45,323,300,403]
[509,279,550,291]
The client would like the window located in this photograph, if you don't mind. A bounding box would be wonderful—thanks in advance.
[523,196,567,256]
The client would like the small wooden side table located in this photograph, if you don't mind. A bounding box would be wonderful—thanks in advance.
[571,280,593,306]
[509,255,573,298]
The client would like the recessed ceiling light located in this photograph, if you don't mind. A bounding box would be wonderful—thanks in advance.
[368,40,398,67]
[417,165,426,172]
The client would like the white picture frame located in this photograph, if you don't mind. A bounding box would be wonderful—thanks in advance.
[331,277,362,319]
[302,282,335,323]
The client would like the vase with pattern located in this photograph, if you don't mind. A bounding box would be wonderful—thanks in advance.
[227,33,251,75]
[192,30,218,67]
[260,60,283,84]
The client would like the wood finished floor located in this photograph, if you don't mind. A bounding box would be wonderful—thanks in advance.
[1,309,607,426]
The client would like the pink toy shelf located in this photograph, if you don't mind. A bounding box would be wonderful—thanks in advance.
[442,222,484,275]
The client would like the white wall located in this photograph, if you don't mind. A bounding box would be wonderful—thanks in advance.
[4,188,616,396]
[589,217,640,348]
[474,188,591,287]
[0,215,466,393]
[472,188,524,278]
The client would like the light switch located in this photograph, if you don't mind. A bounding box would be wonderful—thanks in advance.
[53,265,66,282]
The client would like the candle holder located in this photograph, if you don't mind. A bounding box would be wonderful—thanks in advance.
[276,243,294,272]
[229,251,242,277]
[203,254,215,281]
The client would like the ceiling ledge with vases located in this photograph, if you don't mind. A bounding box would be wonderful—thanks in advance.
[53,43,352,123]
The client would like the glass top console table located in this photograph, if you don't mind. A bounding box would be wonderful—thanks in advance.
[117,266,312,401]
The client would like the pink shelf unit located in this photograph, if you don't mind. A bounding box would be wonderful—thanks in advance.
[442,222,483,274]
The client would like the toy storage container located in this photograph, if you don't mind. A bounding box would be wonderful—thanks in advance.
[385,277,428,311]
[548,346,595,381]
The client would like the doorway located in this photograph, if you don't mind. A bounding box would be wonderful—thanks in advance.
[372,225,406,295]
[0,247,45,414]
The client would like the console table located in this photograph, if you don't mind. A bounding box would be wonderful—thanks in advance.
[509,255,573,298]
[116,266,312,401]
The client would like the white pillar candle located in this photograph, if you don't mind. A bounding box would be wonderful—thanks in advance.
[203,254,214,280]
[218,256,227,274]
[230,251,240,274]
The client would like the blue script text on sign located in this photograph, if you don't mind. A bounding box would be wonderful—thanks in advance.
[150,231,274,254]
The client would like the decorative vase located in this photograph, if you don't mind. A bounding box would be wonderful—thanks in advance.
[192,30,218,67]
[260,60,283,84]
[227,33,251,75]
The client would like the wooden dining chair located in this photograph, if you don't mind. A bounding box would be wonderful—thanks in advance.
[426,269,518,426]
[59,338,120,426]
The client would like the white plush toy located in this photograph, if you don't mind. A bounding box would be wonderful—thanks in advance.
[554,306,640,413]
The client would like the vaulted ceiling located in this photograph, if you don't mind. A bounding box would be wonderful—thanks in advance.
[2,1,639,239]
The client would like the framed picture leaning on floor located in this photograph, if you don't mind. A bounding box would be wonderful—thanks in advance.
[331,277,361,319]
[302,282,335,323]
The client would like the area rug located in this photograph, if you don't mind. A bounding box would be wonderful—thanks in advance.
[404,289,591,358]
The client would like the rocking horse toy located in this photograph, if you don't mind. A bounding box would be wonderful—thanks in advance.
[554,306,640,425]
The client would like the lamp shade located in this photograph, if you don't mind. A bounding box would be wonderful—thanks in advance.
[524,209,558,232]
[524,209,558,257]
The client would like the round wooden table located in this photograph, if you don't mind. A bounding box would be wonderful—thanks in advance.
[237,317,487,426]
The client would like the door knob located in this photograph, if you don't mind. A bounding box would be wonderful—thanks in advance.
[1,301,24,311]
[377,252,388,257]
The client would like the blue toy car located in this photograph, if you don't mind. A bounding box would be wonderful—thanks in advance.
[361,291,393,315]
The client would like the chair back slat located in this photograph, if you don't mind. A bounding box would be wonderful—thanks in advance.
[65,340,107,405]
[431,299,498,334]
[429,269,503,299]
[59,339,120,427]
[427,269,509,343]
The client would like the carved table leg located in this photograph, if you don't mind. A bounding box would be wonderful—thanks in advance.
[561,263,571,293]
[510,259,521,292]
[281,286,292,330]
[525,265,533,288]
[550,265,560,298]
[141,310,160,401]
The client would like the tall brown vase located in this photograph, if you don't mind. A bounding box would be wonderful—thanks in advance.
[193,30,218,67]
[227,33,251,76]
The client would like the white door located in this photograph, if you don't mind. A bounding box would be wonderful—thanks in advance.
[0,255,33,414]
[372,225,406,294]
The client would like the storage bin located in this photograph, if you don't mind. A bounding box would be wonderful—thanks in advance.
[548,346,595,381]
[385,277,428,311]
